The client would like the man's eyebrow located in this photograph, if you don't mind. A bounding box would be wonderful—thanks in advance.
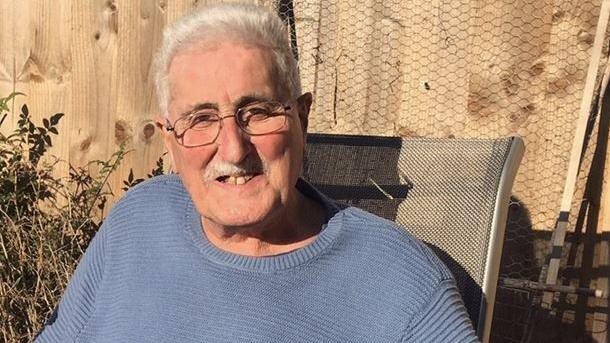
[180,103,218,117]
[234,95,273,109]
[179,95,272,117]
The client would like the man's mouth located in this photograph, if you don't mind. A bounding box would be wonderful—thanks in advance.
[215,173,259,185]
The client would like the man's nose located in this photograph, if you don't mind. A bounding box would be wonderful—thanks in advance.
[215,117,252,163]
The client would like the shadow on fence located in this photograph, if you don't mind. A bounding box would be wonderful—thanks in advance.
[491,197,607,343]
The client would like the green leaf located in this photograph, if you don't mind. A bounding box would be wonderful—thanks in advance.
[3,92,25,102]
[48,127,58,134]
[43,118,50,128]
[21,104,29,116]
[44,135,52,147]
[50,113,64,125]
[0,92,25,112]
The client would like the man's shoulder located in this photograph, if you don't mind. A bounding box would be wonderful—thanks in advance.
[337,205,427,251]
[324,206,460,323]
[335,206,453,282]
[122,173,186,198]
[115,173,186,205]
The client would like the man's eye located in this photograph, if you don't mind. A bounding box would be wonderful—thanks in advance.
[189,113,218,129]
[243,107,274,122]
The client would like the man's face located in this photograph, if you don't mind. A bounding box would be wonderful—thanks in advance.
[160,42,310,230]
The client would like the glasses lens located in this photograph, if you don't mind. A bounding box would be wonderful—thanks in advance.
[239,102,287,135]
[179,113,220,147]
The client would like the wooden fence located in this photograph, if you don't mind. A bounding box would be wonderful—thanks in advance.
[0,0,608,246]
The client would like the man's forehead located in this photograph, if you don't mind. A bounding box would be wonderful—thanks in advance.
[167,43,285,116]
[169,42,274,72]
[168,48,272,97]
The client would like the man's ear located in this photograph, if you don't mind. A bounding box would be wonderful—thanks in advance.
[155,115,171,147]
[155,115,179,174]
[296,92,312,134]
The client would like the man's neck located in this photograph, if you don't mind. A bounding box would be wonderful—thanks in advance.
[201,191,326,257]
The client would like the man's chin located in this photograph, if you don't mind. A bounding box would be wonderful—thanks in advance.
[199,195,282,232]
[202,210,277,233]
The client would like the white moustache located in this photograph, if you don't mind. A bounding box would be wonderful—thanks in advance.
[203,159,265,181]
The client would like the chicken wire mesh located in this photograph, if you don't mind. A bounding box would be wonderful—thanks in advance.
[270,0,609,341]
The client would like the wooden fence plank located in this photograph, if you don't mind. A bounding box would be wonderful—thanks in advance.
[69,0,117,172]
[305,0,337,133]
[0,1,33,133]
[398,0,473,138]
[592,85,609,336]
[107,1,167,193]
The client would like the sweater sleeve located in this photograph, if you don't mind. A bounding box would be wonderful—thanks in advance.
[402,279,480,343]
[34,221,108,343]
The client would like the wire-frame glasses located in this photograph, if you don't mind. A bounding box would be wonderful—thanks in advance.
[164,101,291,147]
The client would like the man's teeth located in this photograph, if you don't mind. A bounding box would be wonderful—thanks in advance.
[223,174,254,185]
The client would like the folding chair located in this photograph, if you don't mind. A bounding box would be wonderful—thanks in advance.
[303,133,525,343]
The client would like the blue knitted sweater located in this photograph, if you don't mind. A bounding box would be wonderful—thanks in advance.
[35,174,477,342]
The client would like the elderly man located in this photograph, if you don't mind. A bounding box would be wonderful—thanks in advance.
[36,3,477,342]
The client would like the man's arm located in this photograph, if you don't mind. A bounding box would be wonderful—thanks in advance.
[34,223,108,342]
[402,279,479,343]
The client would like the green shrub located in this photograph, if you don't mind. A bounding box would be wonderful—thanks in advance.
[0,94,158,342]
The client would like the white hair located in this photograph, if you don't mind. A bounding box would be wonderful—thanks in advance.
[153,3,301,116]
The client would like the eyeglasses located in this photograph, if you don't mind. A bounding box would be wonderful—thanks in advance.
[164,101,292,147]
